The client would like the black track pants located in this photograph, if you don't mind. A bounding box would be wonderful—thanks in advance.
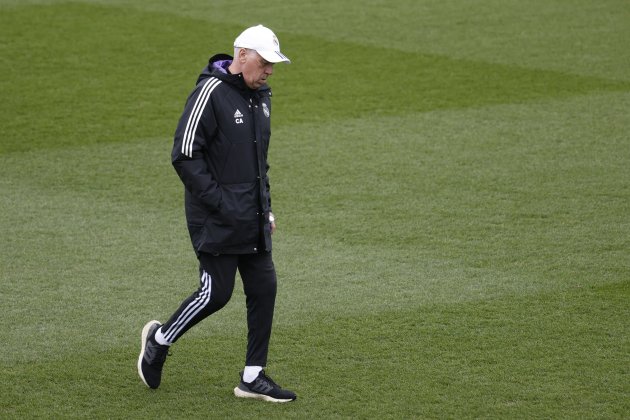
[160,252,278,366]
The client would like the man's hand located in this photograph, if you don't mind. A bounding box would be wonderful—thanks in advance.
[269,212,276,235]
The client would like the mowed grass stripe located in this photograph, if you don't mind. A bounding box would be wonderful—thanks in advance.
[3,91,627,283]
[2,280,627,418]
[13,0,629,82]
[2,3,629,153]
[272,91,630,278]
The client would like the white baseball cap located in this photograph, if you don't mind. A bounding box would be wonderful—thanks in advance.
[234,25,291,64]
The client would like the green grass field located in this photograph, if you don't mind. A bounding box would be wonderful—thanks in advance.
[1,0,629,418]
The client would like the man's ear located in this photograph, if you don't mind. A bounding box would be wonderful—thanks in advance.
[238,48,249,63]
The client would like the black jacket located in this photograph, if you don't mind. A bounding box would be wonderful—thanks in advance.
[172,54,273,255]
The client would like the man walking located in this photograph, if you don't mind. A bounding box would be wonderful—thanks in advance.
[137,25,296,403]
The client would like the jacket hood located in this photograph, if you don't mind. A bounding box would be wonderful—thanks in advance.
[196,53,270,93]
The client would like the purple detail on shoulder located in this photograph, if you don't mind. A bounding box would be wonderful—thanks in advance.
[212,59,232,74]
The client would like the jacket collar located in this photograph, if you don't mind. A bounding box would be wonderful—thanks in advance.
[197,53,271,95]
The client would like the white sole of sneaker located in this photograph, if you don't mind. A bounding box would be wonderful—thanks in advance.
[137,320,160,388]
[233,387,294,403]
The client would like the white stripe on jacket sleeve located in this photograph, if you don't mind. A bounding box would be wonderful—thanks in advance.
[182,77,222,157]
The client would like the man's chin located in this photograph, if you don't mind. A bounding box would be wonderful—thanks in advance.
[247,81,264,89]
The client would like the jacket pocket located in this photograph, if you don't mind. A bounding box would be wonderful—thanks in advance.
[204,182,259,246]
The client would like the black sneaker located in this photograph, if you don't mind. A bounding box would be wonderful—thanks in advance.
[234,370,297,403]
[137,320,169,389]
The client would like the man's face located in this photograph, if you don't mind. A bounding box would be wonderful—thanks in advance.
[240,50,274,90]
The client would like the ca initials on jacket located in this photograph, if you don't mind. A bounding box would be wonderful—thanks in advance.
[234,109,244,124]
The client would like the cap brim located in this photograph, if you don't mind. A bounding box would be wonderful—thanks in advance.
[257,50,291,64]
